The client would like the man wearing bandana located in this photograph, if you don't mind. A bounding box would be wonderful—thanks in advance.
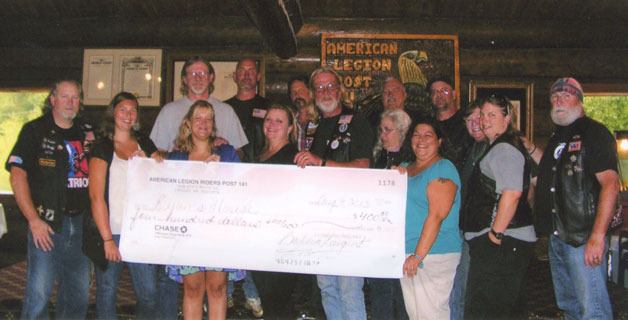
[535,77,619,319]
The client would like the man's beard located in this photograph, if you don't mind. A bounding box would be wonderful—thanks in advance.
[384,97,400,110]
[293,98,307,109]
[60,109,77,121]
[189,84,209,96]
[317,97,338,114]
[551,106,582,126]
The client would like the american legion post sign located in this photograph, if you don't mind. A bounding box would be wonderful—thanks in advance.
[321,34,460,112]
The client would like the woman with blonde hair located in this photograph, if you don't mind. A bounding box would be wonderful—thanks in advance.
[165,100,244,319]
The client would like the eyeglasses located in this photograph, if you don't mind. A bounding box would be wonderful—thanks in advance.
[189,71,209,78]
[314,82,339,93]
[430,88,450,96]
[380,127,397,135]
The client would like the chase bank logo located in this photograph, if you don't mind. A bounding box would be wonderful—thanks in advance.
[155,225,188,233]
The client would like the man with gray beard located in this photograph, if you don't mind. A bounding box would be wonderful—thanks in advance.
[6,80,94,319]
[294,67,373,320]
[535,77,619,319]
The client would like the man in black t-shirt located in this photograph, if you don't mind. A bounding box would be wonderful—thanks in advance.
[5,80,94,319]
[428,79,472,172]
[535,77,618,319]
[294,67,373,320]
[225,58,270,163]
[224,58,267,316]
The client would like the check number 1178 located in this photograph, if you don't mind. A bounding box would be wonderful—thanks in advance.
[378,179,395,187]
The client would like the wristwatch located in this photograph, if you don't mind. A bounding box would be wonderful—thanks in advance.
[490,228,504,240]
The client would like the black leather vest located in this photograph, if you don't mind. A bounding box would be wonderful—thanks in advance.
[461,132,533,232]
[547,119,602,246]
[322,108,355,163]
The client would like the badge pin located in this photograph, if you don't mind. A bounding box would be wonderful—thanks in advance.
[331,139,340,150]
[570,155,577,162]
[339,123,348,133]
[553,143,566,160]
[567,170,573,176]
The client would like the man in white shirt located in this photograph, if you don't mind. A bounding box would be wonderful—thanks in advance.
[150,56,247,151]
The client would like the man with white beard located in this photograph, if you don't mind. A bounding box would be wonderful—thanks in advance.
[294,67,373,320]
[535,77,619,319]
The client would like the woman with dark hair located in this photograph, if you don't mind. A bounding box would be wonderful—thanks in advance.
[461,95,536,318]
[400,119,462,319]
[165,100,245,320]
[368,108,412,320]
[88,91,159,319]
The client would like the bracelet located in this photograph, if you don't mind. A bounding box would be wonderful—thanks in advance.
[410,254,424,262]
[321,159,327,167]
[103,238,113,242]
[528,145,537,155]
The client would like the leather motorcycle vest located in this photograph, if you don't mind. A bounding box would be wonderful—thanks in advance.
[548,121,600,246]
[461,132,533,232]
[322,108,355,163]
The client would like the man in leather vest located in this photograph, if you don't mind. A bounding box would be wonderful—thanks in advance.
[294,67,373,320]
[535,77,619,319]
[5,80,94,319]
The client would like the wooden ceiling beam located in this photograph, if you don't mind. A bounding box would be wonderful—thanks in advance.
[239,0,302,59]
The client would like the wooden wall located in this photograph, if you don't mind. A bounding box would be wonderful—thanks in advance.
[1,18,627,147]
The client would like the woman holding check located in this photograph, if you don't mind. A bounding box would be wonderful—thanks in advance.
[165,100,244,320]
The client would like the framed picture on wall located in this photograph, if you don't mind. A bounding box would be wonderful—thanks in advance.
[469,80,534,141]
[82,49,162,106]
[321,33,460,112]
[165,53,265,104]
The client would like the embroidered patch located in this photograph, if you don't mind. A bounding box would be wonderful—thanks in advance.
[568,141,581,152]
[38,158,56,167]
[8,155,23,165]
[252,108,267,118]
[338,115,353,124]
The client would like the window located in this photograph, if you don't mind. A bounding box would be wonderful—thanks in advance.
[583,95,628,190]
[583,96,628,134]
[0,89,47,194]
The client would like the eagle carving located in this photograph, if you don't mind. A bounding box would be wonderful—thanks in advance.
[398,50,428,87]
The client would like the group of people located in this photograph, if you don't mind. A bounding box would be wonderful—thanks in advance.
[5,52,620,320]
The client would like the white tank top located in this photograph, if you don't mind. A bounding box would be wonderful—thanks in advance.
[108,150,135,235]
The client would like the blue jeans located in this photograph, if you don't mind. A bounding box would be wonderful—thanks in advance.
[156,266,180,319]
[449,239,470,320]
[95,235,157,319]
[227,271,259,299]
[367,278,407,320]
[317,275,366,320]
[549,235,613,319]
[21,214,91,320]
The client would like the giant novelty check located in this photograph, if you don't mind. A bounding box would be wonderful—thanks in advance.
[120,158,406,278]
